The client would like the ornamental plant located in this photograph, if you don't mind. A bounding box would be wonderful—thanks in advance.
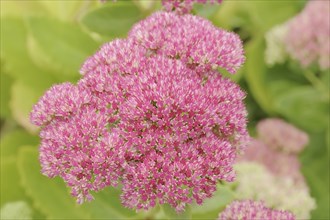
[30,2,248,213]
[218,199,296,220]
[233,162,315,219]
[2,0,328,219]
[265,0,330,70]
[240,118,309,183]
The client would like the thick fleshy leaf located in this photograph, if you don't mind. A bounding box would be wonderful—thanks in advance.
[9,82,41,133]
[245,37,274,114]
[162,204,191,220]
[243,1,303,32]
[83,187,139,219]
[18,147,91,219]
[18,147,142,219]
[0,158,27,206]
[300,132,329,219]
[27,17,99,78]
[193,4,220,19]
[274,86,329,132]
[80,1,142,38]
[0,130,39,159]
[39,1,84,21]
[192,184,234,219]
[0,18,59,88]
[0,1,46,18]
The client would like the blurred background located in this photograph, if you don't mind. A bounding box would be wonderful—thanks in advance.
[0,0,329,219]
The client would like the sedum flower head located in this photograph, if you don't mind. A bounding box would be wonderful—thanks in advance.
[265,23,289,66]
[234,162,316,219]
[240,139,304,183]
[285,1,330,70]
[256,118,309,154]
[129,12,245,74]
[218,200,295,220]
[162,0,222,15]
[30,12,248,211]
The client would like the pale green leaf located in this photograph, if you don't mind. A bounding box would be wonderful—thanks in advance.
[0,158,26,206]
[27,17,99,78]
[300,132,329,219]
[9,82,41,133]
[245,37,275,114]
[162,204,191,220]
[39,1,84,21]
[83,187,139,219]
[18,147,91,219]
[0,0,47,18]
[0,130,39,159]
[0,18,59,88]
[192,185,234,215]
[80,2,142,38]
[274,86,329,132]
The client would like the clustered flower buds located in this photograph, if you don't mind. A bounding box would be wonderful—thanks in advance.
[265,1,330,70]
[233,162,315,219]
[285,1,330,70]
[162,0,222,14]
[240,118,308,183]
[30,11,247,212]
[257,118,308,154]
[218,199,296,220]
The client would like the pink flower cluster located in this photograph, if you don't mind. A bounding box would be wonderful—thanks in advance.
[257,118,308,154]
[31,12,247,212]
[218,200,296,220]
[285,0,330,70]
[129,12,245,74]
[162,0,222,14]
[240,118,308,183]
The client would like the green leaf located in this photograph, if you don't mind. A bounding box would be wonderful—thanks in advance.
[212,1,251,30]
[0,18,59,88]
[0,1,47,18]
[193,4,220,19]
[162,204,191,220]
[27,17,99,78]
[9,82,41,133]
[18,147,142,219]
[300,132,329,219]
[244,2,303,32]
[0,72,13,118]
[0,130,39,160]
[192,185,234,214]
[18,147,91,219]
[80,2,142,38]
[274,86,329,132]
[39,1,84,21]
[83,187,139,219]
[0,158,27,206]
[192,184,234,220]
[245,37,275,114]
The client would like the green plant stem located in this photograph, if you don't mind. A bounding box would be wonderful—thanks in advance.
[303,71,329,100]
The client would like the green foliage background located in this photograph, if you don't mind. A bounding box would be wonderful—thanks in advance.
[0,0,329,219]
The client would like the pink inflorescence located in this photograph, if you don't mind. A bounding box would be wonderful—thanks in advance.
[218,200,296,220]
[240,139,305,184]
[30,11,247,212]
[256,118,308,154]
[162,0,222,14]
[239,118,309,184]
[129,12,245,74]
[285,1,330,70]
